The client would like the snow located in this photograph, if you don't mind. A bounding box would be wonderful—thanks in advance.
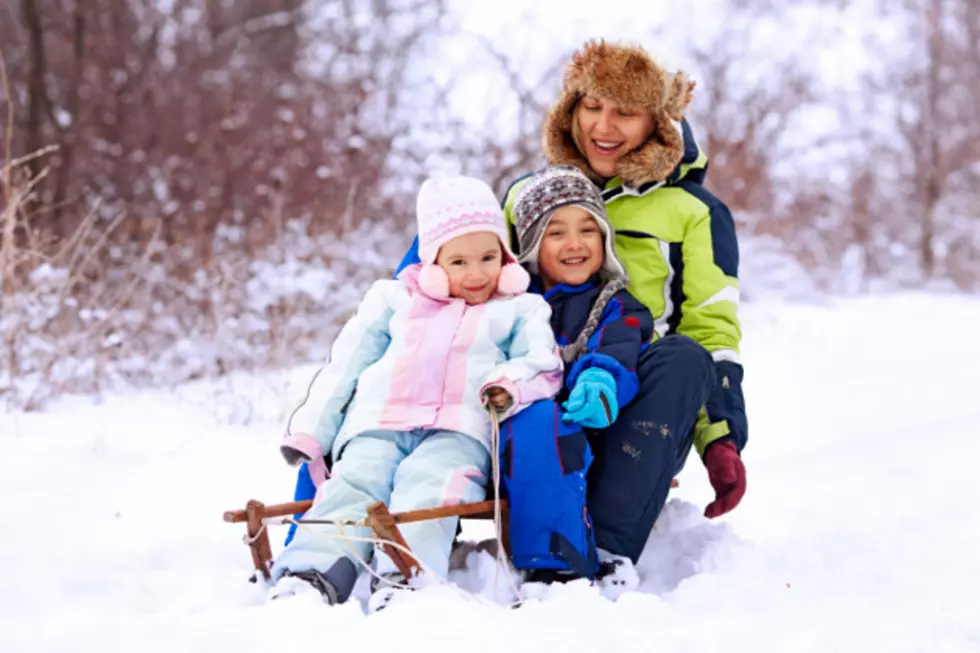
[3,292,979,652]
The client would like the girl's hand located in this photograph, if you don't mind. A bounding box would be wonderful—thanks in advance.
[486,386,513,409]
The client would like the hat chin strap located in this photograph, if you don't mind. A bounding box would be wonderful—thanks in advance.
[602,238,629,282]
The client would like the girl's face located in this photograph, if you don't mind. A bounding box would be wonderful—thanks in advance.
[573,95,656,179]
[435,231,503,305]
[537,206,604,290]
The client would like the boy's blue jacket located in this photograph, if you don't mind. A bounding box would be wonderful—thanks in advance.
[540,277,653,406]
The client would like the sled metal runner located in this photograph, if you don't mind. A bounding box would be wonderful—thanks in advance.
[223,498,511,581]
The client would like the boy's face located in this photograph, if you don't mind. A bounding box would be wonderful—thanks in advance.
[537,206,604,289]
[435,231,503,305]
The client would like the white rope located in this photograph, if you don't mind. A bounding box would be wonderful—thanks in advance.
[489,408,523,602]
[288,516,434,592]
[242,523,267,545]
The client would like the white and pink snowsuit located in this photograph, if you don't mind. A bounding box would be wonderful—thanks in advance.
[273,263,562,581]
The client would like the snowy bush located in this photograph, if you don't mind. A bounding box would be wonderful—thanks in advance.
[0,203,412,410]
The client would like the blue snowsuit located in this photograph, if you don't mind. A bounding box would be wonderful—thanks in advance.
[497,276,655,575]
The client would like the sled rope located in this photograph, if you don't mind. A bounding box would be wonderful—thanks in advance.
[242,523,267,545]
[286,516,441,588]
[489,407,522,601]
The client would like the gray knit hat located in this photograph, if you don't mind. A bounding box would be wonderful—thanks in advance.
[513,165,628,282]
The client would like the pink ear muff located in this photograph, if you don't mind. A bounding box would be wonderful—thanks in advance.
[496,263,530,295]
[418,264,450,298]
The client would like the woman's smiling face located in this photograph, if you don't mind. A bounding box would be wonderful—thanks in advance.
[573,94,655,179]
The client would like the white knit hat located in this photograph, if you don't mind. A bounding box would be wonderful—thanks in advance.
[414,176,528,298]
[417,176,518,264]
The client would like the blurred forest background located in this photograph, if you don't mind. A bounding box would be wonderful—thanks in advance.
[1,0,978,408]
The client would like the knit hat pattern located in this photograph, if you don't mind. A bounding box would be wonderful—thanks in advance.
[416,176,515,265]
[513,165,628,281]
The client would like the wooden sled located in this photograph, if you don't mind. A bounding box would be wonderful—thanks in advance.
[224,477,679,582]
[223,498,510,582]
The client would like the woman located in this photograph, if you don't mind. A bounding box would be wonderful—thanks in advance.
[499,40,748,584]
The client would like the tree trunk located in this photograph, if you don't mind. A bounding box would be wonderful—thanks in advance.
[51,2,86,230]
[920,0,944,279]
[21,0,46,180]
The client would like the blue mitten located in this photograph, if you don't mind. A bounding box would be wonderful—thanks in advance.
[562,367,619,428]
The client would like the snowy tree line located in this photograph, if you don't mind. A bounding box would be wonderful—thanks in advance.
[1,0,978,407]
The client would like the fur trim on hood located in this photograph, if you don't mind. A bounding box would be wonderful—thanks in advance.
[542,39,696,186]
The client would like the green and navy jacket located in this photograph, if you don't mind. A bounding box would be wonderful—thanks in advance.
[501,120,747,456]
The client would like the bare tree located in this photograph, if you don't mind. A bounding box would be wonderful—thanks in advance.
[864,0,980,282]
[0,0,455,408]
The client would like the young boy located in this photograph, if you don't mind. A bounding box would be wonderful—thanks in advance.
[500,165,655,587]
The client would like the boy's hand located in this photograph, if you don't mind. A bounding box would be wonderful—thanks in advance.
[486,386,513,409]
[562,367,619,428]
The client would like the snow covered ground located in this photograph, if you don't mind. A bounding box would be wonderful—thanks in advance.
[2,293,979,653]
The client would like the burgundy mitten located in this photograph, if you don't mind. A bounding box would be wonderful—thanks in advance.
[703,440,746,518]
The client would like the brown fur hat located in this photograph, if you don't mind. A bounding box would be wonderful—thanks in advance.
[542,40,696,186]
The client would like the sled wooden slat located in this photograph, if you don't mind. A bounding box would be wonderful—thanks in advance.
[365,502,421,579]
[223,497,508,526]
[245,500,274,581]
[223,499,314,524]
[373,499,507,525]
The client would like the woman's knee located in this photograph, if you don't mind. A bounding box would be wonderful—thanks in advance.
[640,335,714,382]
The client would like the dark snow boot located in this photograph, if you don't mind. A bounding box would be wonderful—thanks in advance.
[522,568,584,585]
[269,557,358,605]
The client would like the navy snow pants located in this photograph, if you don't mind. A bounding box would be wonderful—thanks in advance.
[586,334,715,562]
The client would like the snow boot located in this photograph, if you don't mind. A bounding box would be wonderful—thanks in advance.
[368,572,413,613]
[268,557,358,605]
[595,549,639,599]
[522,568,583,585]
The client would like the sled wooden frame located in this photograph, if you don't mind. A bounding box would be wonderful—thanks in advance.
[224,477,679,582]
[223,498,511,582]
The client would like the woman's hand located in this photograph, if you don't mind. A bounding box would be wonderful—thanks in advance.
[703,440,746,518]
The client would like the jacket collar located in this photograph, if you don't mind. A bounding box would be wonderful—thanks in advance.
[536,274,602,300]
